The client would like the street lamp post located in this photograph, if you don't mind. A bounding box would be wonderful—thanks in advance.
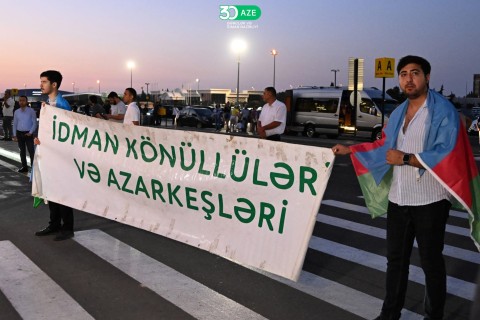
[97,80,100,94]
[231,39,247,107]
[271,49,278,88]
[331,69,339,87]
[127,61,135,87]
[195,78,201,103]
[72,82,75,93]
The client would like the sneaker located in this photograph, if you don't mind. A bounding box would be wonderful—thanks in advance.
[17,167,29,173]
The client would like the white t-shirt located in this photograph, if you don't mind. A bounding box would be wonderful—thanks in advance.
[2,97,14,117]
[124,102,140,125]
[258,99,287,136]
[110,101,126,123]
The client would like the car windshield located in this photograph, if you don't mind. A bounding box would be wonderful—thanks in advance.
[194,108,212,116]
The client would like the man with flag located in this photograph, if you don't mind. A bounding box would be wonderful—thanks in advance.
[333,55,480,320]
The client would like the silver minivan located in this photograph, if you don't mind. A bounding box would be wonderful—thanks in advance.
[284,86,397,140]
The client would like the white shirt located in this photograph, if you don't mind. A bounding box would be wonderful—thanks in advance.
[2,97,14,117]
[123,102,140,125]
[258,99,287,136]
[388,101,450,206]
[111,101,126,123]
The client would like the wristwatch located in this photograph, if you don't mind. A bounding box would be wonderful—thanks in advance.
[403,153,411,165]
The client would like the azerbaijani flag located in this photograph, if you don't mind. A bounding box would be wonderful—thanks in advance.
[350,90,480,250]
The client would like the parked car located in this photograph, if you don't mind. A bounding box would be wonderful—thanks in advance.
[177,107,214,128]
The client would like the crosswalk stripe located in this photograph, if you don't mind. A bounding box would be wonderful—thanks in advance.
[309,236,476,301]
[74,229,267,320]
[317,213,480,264]
[322,200,470,236]
[258,270,423,320]
[0,241,93,320]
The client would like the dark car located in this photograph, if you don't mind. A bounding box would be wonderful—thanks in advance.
[177,107,214,128]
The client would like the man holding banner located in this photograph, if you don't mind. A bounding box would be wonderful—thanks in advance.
[333,56,480,320]
[34,70,75,241]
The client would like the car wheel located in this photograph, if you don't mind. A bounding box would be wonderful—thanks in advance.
[304,125,315,138]
[196,122,202,129]
[372,128,382,141]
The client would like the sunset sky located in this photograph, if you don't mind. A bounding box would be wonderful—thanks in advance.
[1,0,479,96]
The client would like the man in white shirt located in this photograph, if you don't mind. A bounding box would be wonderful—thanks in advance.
[257,87,287,141]
[2,89,15,140]
[122,88,140,125]
[106,91,126,122]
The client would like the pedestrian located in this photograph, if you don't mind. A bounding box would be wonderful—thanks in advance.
[105,91,126,122]
[2,89,14,140]
[12,95,37,173]
[257,87,287,141]
[123,88,140,125]
[173,105,180,128]
[249,106,258,134]
[230,106,239,132]
[470,115,480,145]
[34,70,75,241]
[89,95,107,119]
[214,104,223,131]
[332,55,480,320]
[223,103,231,133]
[240,106,250,133]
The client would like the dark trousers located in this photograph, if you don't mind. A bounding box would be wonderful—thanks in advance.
[381,200,450,320]
[2,116,13,138]
[48,201,74,232]
[266,134,281,141]
[16,131,35,168]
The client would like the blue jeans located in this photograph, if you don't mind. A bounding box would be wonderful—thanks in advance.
[381,200,450,320]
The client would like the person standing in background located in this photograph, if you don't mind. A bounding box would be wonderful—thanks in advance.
[12,95,37,173]
[2,89,14,140]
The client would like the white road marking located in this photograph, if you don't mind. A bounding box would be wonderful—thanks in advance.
[0,241,93,320]
[74,229,266,320]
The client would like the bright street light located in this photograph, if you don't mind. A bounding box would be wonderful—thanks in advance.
[271,49,278,88]
[127,61,135,87]
[231,39,247,107]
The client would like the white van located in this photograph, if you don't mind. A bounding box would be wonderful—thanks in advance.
[284,86,398,140]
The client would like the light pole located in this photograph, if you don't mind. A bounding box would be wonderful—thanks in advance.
[196,78,201,103]
[23,83,26,96]
[72,82,75,93]
[331,69,339,87]
[231,39,247,107]
[97,80,100,94]
[271,49,278,88]
[145,82,150,103]
[127,61,135,87]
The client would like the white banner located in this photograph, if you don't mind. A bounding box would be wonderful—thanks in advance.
[33,106,334,281]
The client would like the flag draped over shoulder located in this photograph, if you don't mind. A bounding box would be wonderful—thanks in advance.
[349,90,480,251]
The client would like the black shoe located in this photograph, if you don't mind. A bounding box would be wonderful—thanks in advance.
[35,226,60,236]
[54,231,74,241]
[17,167,29,173]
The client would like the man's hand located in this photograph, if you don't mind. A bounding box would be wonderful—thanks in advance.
[332,144,351,155]
[12,136,17,142]
[34,137,41,145]
[257,124,266,139]
[386,149,404,165]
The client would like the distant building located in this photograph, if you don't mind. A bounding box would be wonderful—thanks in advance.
[151,88,263,107]
[474,74,480,97]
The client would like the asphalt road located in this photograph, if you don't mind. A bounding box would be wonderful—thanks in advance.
[0,130,479,320]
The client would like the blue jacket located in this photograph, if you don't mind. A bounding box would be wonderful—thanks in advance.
[48,93,71,111]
